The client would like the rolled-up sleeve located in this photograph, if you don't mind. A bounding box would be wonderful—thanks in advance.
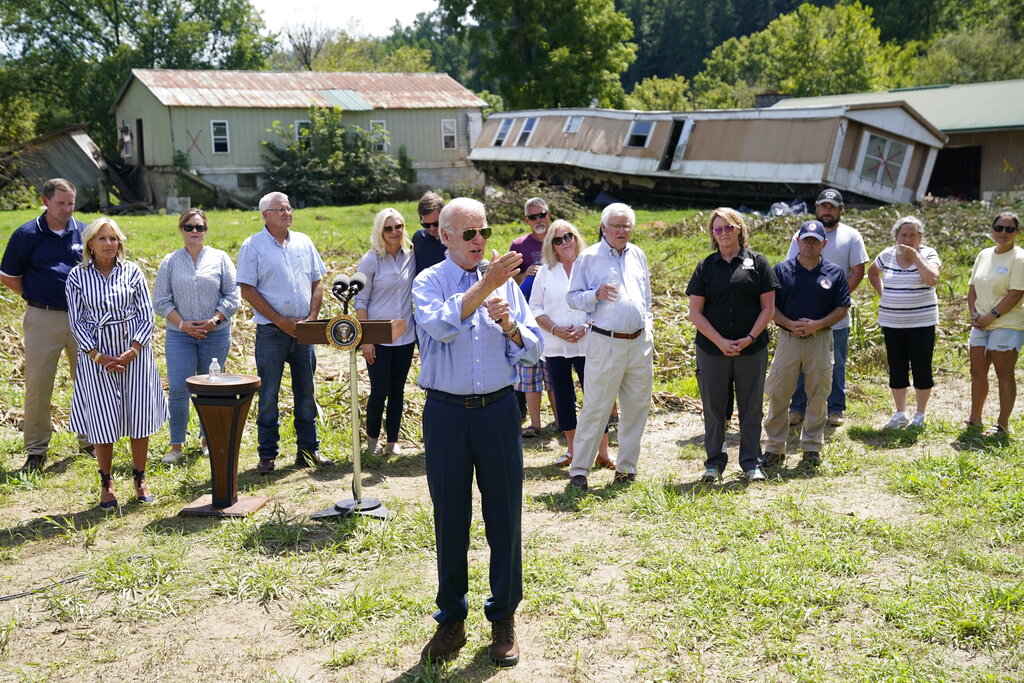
[129,265,155,346]
[353,252,377,311]
[505,281,542,366]
[152,253,175,319]
[217,252,240,319]
[65,268,96,351]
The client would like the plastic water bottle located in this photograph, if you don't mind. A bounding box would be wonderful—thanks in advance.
[208,357,221,379]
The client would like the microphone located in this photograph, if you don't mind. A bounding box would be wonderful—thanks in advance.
[331,274,350,301]
[347,272,368,298]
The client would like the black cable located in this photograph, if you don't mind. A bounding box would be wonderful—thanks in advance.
[0,574,86,602]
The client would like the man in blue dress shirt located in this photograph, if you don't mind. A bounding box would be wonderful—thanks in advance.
[413,197,542,667]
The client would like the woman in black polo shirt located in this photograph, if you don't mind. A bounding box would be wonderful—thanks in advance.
[686,208,780,483]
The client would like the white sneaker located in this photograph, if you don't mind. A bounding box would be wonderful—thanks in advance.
[366,439,382,455]
[700,467,720,483]
[883,412,909,429]
[384,442,402,456]
[909,412,926,428]
[161,449,183,464]
[744,467,767,482]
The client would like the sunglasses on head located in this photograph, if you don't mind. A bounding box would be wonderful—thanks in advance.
[993,224,1018,233]
[712,225,738,235]
[526,211,548,221]
[183,223,208,232]
[551,233,574,246]
[461,227,492,241]
[383,223,404,233]
[420,220,439,228]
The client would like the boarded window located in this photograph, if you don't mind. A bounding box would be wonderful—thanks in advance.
[441,118,457,150]
[516,117,537,146]
[859,133,907,188]
[237,173,258,189]
[493,118,514,146]
[563,115,583,134]
[211,120,229,154]
[625,120,653,148]
[370,120,387,152]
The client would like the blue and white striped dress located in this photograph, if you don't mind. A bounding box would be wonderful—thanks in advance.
[66,260,168,443]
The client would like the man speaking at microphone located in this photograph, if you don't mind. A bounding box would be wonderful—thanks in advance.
[237,191,334,474]
[413,197,542,667]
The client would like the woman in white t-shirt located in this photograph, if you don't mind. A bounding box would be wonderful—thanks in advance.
[867,216,941,429]
[965,211,1024,436]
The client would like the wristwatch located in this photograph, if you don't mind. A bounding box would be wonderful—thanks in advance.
[990,308,1002,318]
[211,316,223,326]
[503,320,520,339]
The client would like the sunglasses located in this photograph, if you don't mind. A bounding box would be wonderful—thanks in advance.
[182,223,208,232]
[993,224,1018,233]
[420,220,439,228]
[383,223,404,233]
[551,233,575,246]
[526,211,548,221]
[461,227,492,241]
[712,225,738,235]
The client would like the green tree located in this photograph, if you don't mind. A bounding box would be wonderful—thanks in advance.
[625,75,691,111]
[385,10,482,89]
[691,2,907,108]
[439,0,637,108]
[912,27,1024,85]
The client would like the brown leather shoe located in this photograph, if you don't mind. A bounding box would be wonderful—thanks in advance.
[489,615,520,667]
[420,620,466,663]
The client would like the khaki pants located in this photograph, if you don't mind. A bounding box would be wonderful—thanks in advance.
[23,306,89,455]
[763,330,833,454]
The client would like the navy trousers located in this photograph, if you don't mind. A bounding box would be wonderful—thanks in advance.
[423,389,523,624]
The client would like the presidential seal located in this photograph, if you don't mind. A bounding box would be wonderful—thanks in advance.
[326,314,362,350]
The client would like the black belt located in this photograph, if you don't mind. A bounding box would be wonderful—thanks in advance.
[26,300,67,312]
[591,325,643,340]
[426,385,513,409]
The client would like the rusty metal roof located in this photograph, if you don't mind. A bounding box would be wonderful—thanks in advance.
[112,69,487,112]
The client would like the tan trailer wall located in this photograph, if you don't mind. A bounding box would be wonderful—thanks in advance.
[684,119,835,163]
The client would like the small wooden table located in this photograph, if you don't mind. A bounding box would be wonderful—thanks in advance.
[179,373,269,517]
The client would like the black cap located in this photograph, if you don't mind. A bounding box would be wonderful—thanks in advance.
[816,189,843,206]
[797,220,827,241]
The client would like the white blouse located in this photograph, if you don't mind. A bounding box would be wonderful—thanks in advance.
[529,261,589,358]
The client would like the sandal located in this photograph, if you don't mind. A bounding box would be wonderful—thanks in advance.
[982,424,1008,437]
[962,420,983,429]
[133,468,155,503]
[521,425,541,438]
[553,452,572,466]
[98,470,117,510]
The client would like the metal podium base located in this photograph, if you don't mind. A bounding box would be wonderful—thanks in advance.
[310,497,393,521]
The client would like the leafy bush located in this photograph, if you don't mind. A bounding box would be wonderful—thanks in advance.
[484,180,585,225]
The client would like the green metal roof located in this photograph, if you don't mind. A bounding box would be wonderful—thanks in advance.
[771,79,1024,132]
[316,89,373,111]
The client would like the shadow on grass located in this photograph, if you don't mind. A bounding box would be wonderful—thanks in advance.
[530,477,635,512]
[391,645,501,683]
[0,507,130,548]
[949,426,1012,453]
[847,425,924,449]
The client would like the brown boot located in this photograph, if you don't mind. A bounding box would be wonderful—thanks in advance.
[420,620,466,663]
[489,615,520,667]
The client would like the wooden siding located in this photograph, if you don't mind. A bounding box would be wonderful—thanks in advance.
[684,119,835,164]
[947,130,1024,196]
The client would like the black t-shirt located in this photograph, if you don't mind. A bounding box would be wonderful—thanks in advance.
[685,247,780,356]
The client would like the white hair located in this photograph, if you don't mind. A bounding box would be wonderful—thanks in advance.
[524,196,548,214]
[259,191,289,212]
[439,197,487,239]
[601,202,635,227]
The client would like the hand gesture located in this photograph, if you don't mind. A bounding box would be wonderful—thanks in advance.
[596,283,618,301]
[485,296,511,327]
[183,320,209,339]
[481,249,523,294]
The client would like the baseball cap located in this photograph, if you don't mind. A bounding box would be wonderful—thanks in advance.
[816,189,843,206]
[797,220,827,241]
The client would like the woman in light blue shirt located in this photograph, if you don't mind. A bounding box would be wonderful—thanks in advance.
[153,209,240,464]
[355,208,416,455]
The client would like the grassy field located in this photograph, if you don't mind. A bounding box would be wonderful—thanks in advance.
[0,199,1022,681]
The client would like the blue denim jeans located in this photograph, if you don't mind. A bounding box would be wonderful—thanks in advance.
[255,324,318,460]
[165,325,232,445]
[791,326,849,415]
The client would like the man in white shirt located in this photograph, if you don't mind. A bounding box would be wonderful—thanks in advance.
[565,203,653,491]
[786,189,868,427]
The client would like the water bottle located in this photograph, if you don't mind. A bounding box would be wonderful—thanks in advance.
[208,357,221,379]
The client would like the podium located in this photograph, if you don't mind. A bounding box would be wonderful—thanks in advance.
[296,318,405,520]
[179,373,270,517]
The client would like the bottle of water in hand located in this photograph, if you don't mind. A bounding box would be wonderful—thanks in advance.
[208,357,221,379]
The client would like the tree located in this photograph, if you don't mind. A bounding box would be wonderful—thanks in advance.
[625,75,691,111]
[691,2,907,108]
[0,0,274,154]
[439,0,637,108]
[912,27,1024,85]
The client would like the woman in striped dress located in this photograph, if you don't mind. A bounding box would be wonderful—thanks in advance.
[866,216,941,429]
[66,217,167,509]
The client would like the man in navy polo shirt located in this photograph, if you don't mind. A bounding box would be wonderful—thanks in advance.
[762,220,850,469]
[1,178,93,473]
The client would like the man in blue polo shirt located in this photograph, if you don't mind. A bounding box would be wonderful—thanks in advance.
[1,178,93,473]
[762,220,850,468]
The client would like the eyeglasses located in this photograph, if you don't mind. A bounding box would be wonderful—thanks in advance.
[551,233,575,246]
[265,207,293,214]
[420,220,439,228]
[461,227,492,241]
[993,224,1018,233]
[712,225,738,235]
[526,211,548,221]
[182,223,208,232]
[606,223,632,233]
[383,224,404,233]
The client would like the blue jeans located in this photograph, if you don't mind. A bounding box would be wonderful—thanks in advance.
[791,326,849,415]
[255,324,318,460]
[165,325,232,445]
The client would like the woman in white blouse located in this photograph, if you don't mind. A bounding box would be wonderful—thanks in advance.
[867,215,941,429]
[355,208,417,455]
[153,209,239,464]
[530,220,611,467]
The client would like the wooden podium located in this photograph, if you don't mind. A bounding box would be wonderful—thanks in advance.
[296,318,405,520]
[179,373,270,517]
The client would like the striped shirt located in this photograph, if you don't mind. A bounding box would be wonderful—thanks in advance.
[874,245,941,328]
[153,246,239,330]
[236,228,325,325]
[66,260,167,442]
